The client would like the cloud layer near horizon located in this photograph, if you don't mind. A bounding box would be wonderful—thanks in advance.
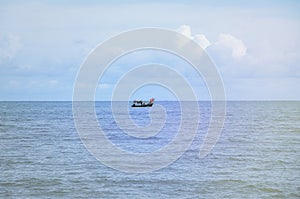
[0,1,300,100]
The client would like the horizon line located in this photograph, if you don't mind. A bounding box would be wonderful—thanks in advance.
[1,100,300,102]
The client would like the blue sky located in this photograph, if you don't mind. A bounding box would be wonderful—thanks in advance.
[0,0,299,100]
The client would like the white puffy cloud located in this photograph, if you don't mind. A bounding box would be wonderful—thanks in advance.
[177,25,246,59]
[215,33,247,59]
[177,25,211,49]
[177,25,192,39]
[176,25,251,80]
[194,34,211,49]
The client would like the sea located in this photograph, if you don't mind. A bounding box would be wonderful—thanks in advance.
[0,101,299,198]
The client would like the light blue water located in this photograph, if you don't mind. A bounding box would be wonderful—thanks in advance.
[0,101,299,198]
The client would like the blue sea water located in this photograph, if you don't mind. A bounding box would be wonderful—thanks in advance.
[0,101,299,198]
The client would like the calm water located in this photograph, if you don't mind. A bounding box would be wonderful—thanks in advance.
[0,101,299,198]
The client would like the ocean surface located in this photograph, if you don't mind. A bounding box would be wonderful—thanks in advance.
[0,101,299,198]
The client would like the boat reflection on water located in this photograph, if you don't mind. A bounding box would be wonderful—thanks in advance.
[131,98,155,107]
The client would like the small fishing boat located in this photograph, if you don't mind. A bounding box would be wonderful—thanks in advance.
[131,98,155,107]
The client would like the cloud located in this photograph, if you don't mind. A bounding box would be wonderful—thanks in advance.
[177,25,247,78]
[177,25,246,59]
[177,25,211,49]
[177,25,192,38]
[214,33,247,59]
[194,34,211,49]
[0,2,299,100]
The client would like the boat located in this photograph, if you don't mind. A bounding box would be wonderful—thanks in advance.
[131,98,155,107]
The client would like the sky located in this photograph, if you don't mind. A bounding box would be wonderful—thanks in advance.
[0,0,300,101]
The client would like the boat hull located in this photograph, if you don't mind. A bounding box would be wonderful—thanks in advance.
[131,103,153,107]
